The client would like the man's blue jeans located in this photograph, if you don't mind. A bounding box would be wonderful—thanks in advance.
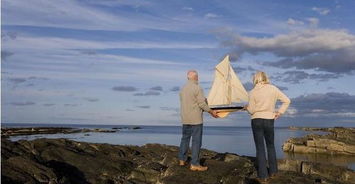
[251,118,278,179]
[178,124,203,166]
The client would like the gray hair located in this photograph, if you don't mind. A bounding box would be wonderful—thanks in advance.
[187,70,198,80]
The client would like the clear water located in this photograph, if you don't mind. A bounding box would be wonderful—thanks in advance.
[3,123,354,170]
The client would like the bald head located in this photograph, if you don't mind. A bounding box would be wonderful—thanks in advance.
[187,70,198,81]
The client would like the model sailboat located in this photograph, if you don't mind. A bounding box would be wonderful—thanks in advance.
[207,55,249,118]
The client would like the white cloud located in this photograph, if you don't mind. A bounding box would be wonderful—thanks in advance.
[221,29,355,56]
[1,0,229,33]
[204,13,219,19]
[182,7,194,11]
[307,17,319,27]
[217,28,355,73]
[312,7,330,15]
[3,35,217,50]
[2,0,199,32]
[287,18,304,26]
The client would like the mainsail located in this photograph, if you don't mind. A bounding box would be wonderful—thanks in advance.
[207,55,249,118]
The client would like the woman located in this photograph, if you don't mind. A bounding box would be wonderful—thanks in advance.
[244,71,290,183]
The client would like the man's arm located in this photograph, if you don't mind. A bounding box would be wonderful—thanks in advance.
[196,86,211,112]
[196,86,218,117]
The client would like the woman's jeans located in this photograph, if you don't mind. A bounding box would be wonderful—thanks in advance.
[178,124,203,166]
[251,118,278,179]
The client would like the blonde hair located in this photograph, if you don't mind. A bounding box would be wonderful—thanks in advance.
[253,71,270,86]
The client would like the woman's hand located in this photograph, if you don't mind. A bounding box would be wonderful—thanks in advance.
[274,112,281,120]
[243,105,248,111]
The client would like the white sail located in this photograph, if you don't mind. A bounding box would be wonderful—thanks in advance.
[207,55,248,117]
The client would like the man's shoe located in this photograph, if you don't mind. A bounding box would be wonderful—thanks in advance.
[179,160,186,166]
[190,165,208,171]
[255,178,268,184]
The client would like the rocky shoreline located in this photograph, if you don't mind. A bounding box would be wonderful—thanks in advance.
[283,127,355,155]
[2,137,355,184]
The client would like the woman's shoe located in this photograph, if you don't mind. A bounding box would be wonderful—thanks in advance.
[270,173,277,179]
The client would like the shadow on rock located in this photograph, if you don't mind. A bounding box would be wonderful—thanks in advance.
[46,160,89,184]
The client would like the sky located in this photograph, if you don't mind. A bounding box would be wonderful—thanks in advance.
[1,0,355,127]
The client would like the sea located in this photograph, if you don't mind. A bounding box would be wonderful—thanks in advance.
[2,123,355,170]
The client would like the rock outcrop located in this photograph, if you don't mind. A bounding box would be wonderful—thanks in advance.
[283,127,355,155]
[2,138,355,184]
[278,159,355,183]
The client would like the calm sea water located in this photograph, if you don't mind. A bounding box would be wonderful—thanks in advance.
[3,123,355,170]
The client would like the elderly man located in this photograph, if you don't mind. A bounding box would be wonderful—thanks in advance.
[178,70,218,171]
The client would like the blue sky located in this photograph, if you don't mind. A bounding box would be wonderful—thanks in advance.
[2,0,355,127]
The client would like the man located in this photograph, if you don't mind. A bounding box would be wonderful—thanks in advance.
[178,70,218,171]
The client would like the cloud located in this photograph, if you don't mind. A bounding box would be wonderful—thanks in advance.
[160,107,179,112]
[307,17,319,27]
[217,29,355,74]
[43,103,55,106]
[1,0,228,33]
[277,85,288,91]
[80,50,97,55]
[233,66,256,74]
[204,13,219,19]
[7,76,49,84]
[28,76,49,80]
[64,104,80,107]
[182,7,194,11]
[150,86,163,91]
[170,86,180,92]
[5,35,216,50]
[137,105,150,109]
[312,7,330,15]
[8,77,27,84]
[112,86,138,92]
[10,101,36,106]
[243,82,254,91]
[7,76,49,89]
[271,70,342,84]
[2,0,153,31]
[1,51,14,61]
[83,97,99,102]
[243,81,288,91]
[289,92,355,118]
[1,31,17,40]
[126,109,135,111]
[133,91,161,96]
[287,18,304,26]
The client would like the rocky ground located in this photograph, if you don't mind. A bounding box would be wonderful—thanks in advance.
[283,127,355,155]
[2,138,354,184]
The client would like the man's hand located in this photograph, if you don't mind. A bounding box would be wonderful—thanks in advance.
[274,112,281,120]
[209,110,219,118]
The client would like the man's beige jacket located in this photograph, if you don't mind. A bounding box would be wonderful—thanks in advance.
[179,80,211,124]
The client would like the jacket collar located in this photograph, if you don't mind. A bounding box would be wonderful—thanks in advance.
[188,79,198,84]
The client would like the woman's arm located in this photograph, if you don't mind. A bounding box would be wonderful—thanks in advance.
[246,92,256,115]
[276,88,291,115]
